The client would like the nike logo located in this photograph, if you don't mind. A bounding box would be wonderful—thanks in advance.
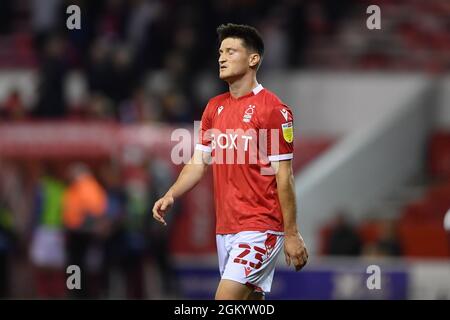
[244,266,252,277]
[280,108,289,121]
[218,106,224,115]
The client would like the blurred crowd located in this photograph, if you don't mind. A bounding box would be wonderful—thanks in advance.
[1,0,449,123]
[320,211,403,258]
[308,0,450,72]
[0,157,180,299]
[0,0,365,123]
[2,0,448,123]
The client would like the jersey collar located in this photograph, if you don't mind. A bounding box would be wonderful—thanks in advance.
[230,83,264,101]
[252,83,264,95]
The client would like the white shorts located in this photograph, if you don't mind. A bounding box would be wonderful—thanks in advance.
[216,231,284,293]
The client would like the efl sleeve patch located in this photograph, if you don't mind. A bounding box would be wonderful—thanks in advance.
[281,122,293,143]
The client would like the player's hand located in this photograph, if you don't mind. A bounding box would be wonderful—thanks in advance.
[284,232,308,271]
[152,194,174,226]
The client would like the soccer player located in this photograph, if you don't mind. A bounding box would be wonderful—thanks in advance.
[153,23,308,300]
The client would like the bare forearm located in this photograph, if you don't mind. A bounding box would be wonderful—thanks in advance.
[275,160,308,271]
[166,149,209,199]
[276,171,299,235]
[167,162,207,199]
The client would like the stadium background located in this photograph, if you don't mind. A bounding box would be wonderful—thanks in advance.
[0,0,449,299]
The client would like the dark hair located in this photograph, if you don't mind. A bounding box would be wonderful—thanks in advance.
[217,23,264,58]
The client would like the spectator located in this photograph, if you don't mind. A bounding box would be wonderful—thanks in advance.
[0,0,13,35]
[147,157,180,298]
[62,163,107,299]
[106,45,140,117]
[121,163,149,299]
[1,90,27,121]
[0,200,14,298]
[33,35,68,119]
[30,0,62,56]
[98,162,127,298]
[375,219,402,256]
[86,39,112,97]
[29,165,66,299]
[327,212,362,256]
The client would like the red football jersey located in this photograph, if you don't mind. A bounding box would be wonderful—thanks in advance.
[197,84,294,234]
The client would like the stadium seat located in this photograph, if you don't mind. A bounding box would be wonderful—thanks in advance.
[398,221,450,257]
[357,220,381,245]
[428,131,450,178]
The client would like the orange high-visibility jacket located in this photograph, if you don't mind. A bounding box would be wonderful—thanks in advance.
[63,174,106,230]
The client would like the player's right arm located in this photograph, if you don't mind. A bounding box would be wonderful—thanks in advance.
[152,149,210,226]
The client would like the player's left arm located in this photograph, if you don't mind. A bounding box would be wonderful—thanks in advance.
[274,160,309,271]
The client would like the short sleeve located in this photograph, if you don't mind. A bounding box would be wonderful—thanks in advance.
[266,104,294,161]
[195,102,213,153]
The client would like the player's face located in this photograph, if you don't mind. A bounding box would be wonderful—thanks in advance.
[218,38,252,81]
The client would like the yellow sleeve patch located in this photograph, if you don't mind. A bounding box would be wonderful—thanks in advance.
[282,122,293,143]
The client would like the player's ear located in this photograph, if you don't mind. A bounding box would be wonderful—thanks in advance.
[249,53,260,68]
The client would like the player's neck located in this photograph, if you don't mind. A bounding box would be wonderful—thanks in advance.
[228,74,259,99]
